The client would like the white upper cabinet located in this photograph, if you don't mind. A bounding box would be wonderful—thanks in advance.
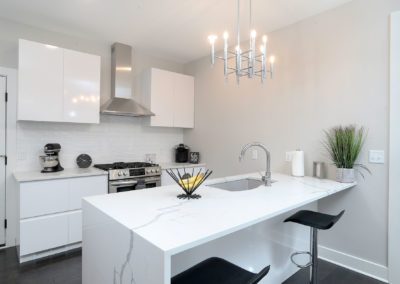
[18,39,101,124]
[18,39,64,122]
[173,73,194,128]
[145,68,194,128]
[63,49,101,123]
[149,68,175,127]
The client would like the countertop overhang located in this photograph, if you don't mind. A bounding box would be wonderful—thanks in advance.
[83,172,356,255]
[13,167,108,182]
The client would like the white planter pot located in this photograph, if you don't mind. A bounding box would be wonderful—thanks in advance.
[336,168,355,183]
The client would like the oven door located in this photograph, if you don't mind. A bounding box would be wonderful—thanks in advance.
[109,179,138,194]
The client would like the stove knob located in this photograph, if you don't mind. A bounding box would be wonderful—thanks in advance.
[118,171,122,176]
[151,169,155,173]
[156,169,160,173]
[123,172,127,176]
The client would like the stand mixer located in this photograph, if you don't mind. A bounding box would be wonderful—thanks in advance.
[39,143,64,173]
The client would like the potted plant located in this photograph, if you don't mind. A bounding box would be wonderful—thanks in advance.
[323,125,370,183]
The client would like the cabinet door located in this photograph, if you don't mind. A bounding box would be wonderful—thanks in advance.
[20,179,69,219]
[68,210,82,244]
[68,176,107,210]
[63,49,101,123]
[173,74,194,128]
[150,68,175,127]
[18,39,64,122]
[20,213,69,256]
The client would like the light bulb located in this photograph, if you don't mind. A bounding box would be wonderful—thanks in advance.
[251,30,257,38]
[270,55,275,64]
[262,35,268,44]
[223,31,229,40]
[208,35,217,44]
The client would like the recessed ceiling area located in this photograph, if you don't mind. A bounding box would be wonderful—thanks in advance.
[0,0,352,63]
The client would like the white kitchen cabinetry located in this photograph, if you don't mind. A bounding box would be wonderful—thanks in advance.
[18,39,64,122]
[18,39,101,124]
[63,49,101,123]
[145,68,194,128]
[161,166,205,186]
[18,175,107,262]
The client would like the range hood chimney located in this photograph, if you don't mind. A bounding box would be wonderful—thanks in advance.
[101,43,154,117]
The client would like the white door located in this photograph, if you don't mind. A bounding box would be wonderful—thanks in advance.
[0,75,6,245]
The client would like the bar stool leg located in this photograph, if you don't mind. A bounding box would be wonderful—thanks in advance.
[310,228,318,284]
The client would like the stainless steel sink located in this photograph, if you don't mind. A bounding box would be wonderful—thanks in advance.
[207,178,276,192]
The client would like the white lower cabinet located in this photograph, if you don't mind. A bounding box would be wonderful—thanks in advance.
[68,211,82,244]
[20,213,69,256]
[18,175,107,261]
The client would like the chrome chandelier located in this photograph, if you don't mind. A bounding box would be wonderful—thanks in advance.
[208,0,275,83]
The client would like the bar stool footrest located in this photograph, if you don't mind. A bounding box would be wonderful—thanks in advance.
[290,251,312,269]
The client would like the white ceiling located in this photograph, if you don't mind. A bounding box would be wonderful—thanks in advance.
[0,0,352,63]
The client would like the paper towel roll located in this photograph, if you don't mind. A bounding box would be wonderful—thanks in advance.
[292,150,305,177]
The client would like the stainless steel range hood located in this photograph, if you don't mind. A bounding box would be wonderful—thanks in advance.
[101,43,154,117]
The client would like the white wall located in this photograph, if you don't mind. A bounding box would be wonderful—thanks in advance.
[184,0,399,278]
[0,18,186,247]
[389,11,400,284]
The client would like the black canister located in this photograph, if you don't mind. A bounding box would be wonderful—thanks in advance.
[175,144,190,163]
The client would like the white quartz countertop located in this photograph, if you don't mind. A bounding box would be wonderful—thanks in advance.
[84,172,355,255]
[14,167,108,182]
[160,162,206,170]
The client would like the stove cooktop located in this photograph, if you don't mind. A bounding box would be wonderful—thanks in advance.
[94,162,159,171]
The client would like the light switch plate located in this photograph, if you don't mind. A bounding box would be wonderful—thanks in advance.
[369,150,384,164]
[286,151,294,162]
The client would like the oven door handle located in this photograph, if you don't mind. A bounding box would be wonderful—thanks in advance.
[109,180,138,186]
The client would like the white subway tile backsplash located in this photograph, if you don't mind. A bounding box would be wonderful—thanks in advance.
[16,115,183,171]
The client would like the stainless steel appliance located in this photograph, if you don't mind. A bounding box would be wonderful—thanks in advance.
[100,43,154,117]
[39,143,64,173]
[94,162,161,193]
[175,144,190,163]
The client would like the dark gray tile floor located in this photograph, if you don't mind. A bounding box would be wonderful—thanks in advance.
[0,247,386,284]
[283,259,386,284]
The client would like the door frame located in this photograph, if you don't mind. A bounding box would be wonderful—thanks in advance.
[0,67,17,249]
[389,11,400,284]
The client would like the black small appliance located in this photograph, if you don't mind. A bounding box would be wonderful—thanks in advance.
[175,144,190,163]
[39,143,64,173]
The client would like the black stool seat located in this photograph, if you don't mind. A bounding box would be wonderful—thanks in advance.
[284,210,345,230]
[171,257,270,284]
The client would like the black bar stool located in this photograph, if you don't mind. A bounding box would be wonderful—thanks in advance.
[284,210,345,284]
[171,257,270,284]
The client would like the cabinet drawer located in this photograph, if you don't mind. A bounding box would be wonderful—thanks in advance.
[20,213,69,256]
[20,179,69,219]
[68,211,82,244]
[68,176,107,210]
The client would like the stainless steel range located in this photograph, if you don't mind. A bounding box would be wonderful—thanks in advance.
[94,162,161,193]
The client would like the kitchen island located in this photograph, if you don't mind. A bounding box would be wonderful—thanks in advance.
[82,172,355,284]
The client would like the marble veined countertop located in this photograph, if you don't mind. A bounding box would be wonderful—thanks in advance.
[14,167,108,182]
[83,172,355,255]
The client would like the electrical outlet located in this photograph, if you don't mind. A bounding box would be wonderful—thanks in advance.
[369,150,384,164]
[286,151,294,162]
[252,149,258,160]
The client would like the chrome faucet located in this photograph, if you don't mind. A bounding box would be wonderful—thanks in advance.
[239,142,272,186]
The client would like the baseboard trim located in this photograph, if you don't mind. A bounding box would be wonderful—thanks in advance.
[318,245,388,283]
